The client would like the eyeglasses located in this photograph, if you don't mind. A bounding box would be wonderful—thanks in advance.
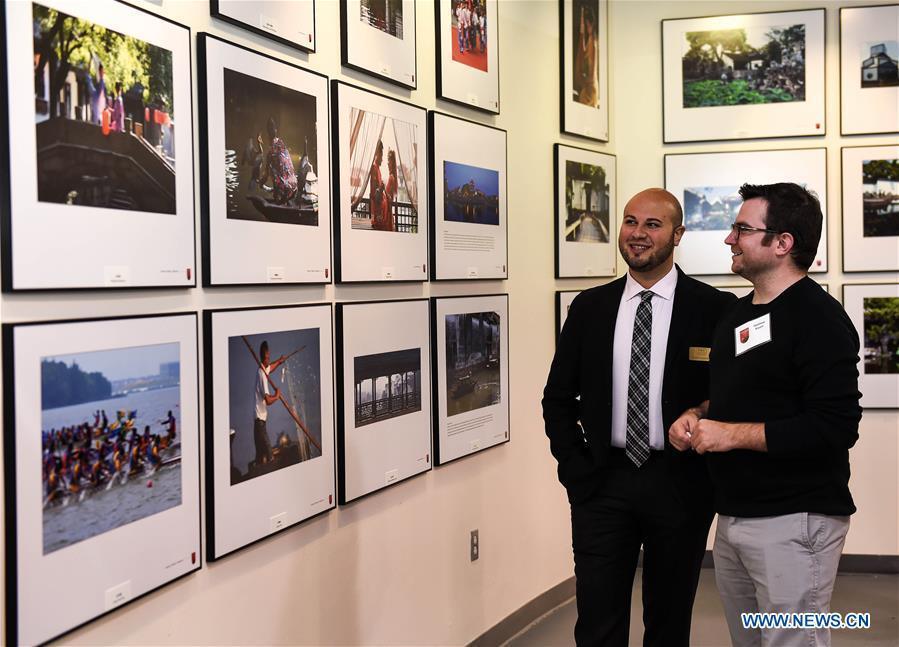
[730,223,778,240]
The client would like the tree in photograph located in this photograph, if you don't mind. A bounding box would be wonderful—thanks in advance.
[864,297,899,362]
[33,5,174,120]
[681,23,806,107]
[863,159,899,184]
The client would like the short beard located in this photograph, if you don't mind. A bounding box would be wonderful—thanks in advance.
[619,236,675,273]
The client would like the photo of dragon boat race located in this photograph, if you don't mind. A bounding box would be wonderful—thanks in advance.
[41,343,182,555]
[228,329,322,486]
[224,67,319,226]
[445,311,501,417]
[33,2,177,214]
[443,160,500,226]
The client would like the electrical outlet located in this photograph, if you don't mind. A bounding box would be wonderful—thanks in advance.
[470,529,479,562]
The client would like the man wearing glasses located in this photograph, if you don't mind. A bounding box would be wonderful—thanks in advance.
[669,183,861,647]
[543,188,735,646]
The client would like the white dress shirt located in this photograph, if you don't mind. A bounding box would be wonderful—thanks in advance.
[610,265,678,450]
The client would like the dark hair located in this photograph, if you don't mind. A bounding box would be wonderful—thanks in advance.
[738,182,821,270]
[260,341,269,358]
[266,117,278,140]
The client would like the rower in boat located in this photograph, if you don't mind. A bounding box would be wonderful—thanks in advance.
[160,410,177,448]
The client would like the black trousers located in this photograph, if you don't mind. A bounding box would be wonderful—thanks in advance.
[253,417,272,464]
[570,449,713,647]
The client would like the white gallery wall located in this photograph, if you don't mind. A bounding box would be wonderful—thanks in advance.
[0,0,895,644]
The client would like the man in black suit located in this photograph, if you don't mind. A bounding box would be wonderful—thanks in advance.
[543,188,735,646]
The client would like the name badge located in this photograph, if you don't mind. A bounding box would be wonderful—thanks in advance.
[734,313,772,356]
[689,347,710,362]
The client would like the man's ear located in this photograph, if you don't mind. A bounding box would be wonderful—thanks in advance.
[673,225,686,247]
[775,232,796,258]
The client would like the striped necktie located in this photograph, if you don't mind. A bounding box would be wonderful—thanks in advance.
[625,290,653,467]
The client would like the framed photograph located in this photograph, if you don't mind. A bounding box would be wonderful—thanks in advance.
[559,0,609,141]
[431,294,509,465]
[336,300,432,503]
[429,111,507,280]
[2,0,195,290]
[331,81,428,283]
[554,144,616,278]
[435,0,499,114]
[198,34,331,286]
[842,283,899,409]
[2,314,200,645]
[842,145,899,272]
[556,290,581,341]
[662,9,825,143]
[665,148,828,276]
[341,0,417,89]
[204,304,335,560]
[840,5,899,135]
[210,0,315,53]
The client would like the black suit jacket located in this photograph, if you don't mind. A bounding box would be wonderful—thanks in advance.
[543,266,736,504]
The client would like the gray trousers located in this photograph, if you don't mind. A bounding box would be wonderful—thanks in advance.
[713,513,849,647]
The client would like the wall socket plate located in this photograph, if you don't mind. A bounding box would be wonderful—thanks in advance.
[470,529,479,562]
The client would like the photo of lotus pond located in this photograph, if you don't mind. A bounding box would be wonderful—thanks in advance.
[863,297,899,374]
[683,185,742,231]
[443,161,500,226]
[681,24,806,108]
[863,158,899,237]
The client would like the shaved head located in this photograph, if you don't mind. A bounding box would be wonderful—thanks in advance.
[623,188,683,228]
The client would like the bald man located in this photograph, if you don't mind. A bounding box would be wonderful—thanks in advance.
[543,189,736,646]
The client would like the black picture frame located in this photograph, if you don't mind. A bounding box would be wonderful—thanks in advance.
[840,144,899,273]
[839,4,899,136]
[661,8,826,144]
[335,299,433,504]
[340,0,418,89]
[430,293,510,465]
[559,0,609,142]
[203,303,336,561]
[197,32,333,287]
[428,110,508,281]
[3,312,201,646]
[665,147,829,275]
[435,0,500,114]
[1,0,197,291]
[553,143,617,279]
[331,81,429,283]
[841,282,899,409]
[210,0,316,54]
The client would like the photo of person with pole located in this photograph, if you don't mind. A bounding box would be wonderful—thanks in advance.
[228,329,323,485]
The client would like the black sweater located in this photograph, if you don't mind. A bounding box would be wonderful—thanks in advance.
[706,277,862,517]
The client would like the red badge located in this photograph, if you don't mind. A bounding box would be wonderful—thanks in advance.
[740,328,750,344]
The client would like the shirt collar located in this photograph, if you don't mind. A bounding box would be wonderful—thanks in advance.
[623,264,678,302]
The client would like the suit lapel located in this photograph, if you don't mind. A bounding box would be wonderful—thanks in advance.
[663,268,693,387]
[599,277,627,387]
